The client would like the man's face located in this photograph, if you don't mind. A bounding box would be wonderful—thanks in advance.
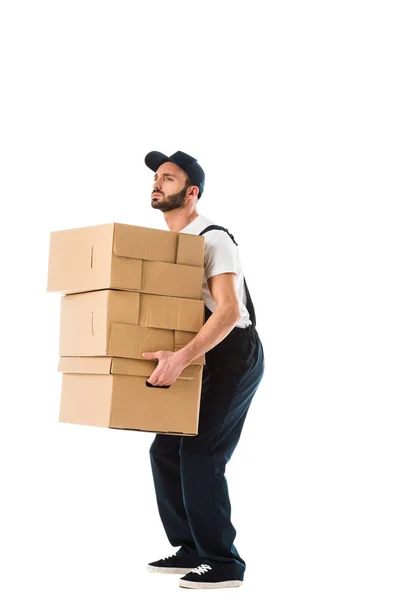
[151,162,192,213]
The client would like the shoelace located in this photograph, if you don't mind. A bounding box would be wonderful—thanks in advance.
[162,553,178,561]
[191,564,212,575]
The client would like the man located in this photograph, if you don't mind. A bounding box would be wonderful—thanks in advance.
[142,150,265,589]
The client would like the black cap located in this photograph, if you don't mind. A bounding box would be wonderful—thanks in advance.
[144,150,205,199]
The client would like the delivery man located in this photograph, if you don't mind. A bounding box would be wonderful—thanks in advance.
[142,150,265,589]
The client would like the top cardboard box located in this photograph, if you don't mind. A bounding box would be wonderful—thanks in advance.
[47,223,205,299]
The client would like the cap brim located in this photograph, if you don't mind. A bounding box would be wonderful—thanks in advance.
[144,151,174,172]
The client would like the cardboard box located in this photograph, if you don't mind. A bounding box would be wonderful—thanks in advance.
[58,357,203,435]
[59,289,205,365]
[47,223,205,298]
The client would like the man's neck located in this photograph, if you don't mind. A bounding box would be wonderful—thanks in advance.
[164,209,200,232]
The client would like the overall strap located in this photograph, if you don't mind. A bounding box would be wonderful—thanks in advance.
[198,225,256,328]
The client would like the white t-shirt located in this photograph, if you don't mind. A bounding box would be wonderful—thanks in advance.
[180,214,252,328]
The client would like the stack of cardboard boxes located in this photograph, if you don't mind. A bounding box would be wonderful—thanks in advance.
[47,222,206,436]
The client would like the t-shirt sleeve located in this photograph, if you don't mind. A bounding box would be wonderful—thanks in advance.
[203,231,238,279]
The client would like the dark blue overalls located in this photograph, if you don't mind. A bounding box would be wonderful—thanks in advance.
[149,225,265,580]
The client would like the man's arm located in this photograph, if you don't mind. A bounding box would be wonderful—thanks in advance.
[176,272,241,368]
[142,272,241,386]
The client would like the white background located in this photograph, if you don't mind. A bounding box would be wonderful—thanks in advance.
[1,1,399,598]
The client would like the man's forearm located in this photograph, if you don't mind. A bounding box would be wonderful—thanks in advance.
[176,306,240,368]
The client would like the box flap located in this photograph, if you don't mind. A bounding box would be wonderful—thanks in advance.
[142,261,204,300]
[58,355,202,380]
[138,294,204,332]
[110,357,201,380]
[108,322,175,358]
[176,233,205,267]
[113,223,178,263]
[58,356,113,374]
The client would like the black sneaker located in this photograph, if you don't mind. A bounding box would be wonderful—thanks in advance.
[179,563,244,589]
[147,552,202,575]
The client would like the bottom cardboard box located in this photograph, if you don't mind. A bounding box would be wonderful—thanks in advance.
[58,356,203,435]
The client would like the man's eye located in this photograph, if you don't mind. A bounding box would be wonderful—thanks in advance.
[167,177,173,181]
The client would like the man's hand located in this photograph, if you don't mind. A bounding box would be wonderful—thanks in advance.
[142,350,187,387]
[142,274,241,384]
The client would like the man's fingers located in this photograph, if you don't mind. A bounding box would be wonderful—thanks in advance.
[142,350,175,386]
[146,368,159,385]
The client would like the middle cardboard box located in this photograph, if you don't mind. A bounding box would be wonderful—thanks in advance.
[59,289,205,366]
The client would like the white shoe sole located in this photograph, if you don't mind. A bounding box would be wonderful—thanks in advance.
[147,565,196,575]
[179,579,243,589]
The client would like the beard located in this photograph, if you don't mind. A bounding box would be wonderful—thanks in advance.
[151,185,189,213]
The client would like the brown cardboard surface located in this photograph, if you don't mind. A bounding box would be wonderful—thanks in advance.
[47,222,205,297]
[59,289,205,364]
[110,373,201,434]
[58,360,203,435]
[59,374,114,428]
[47,223,115,295]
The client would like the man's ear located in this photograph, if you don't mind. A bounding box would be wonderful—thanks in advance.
[187,185,199,200]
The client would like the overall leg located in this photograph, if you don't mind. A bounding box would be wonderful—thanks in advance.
[149,433,198,556]
[180,332,265,575]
